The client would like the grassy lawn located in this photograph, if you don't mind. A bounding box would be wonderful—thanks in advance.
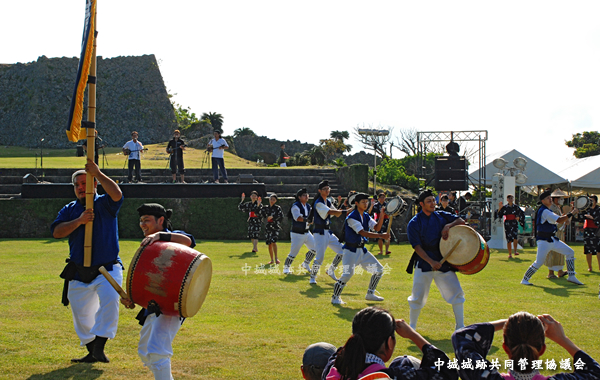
[0,239,598,379]
[0,144,271,169]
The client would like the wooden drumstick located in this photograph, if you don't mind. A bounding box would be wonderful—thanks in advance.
[386,214,394,234]
[98,266,129,300]
[440,240,461,264]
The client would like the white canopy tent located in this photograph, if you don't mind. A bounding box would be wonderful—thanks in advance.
[557,155,600,194]
[469,149,567,187]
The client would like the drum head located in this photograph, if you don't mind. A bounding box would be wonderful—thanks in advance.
[179,253,212,318]
[439,225,483,266]
[576,196,590,211]
[385,198,400,214]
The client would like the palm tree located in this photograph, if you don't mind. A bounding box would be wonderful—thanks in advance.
[303,146,326,166]
[233,127,256,138]
[330,130,350,141]
[201,112,224,131]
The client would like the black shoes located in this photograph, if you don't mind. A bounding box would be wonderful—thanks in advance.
[71,336,109,364]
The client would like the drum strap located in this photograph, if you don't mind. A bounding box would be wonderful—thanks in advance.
[314,223,330,230]
[344,241,365,249]
[406,252,418,274]
[59,259,122,306]
[536,231,555,243]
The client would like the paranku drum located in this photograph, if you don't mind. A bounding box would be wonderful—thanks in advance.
[439,225,489,275]
[575,196,592,212]
[126,241,212,318]
[348,193,357,205]
[384,196,408,217]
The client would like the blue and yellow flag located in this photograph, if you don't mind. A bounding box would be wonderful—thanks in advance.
[66,0,96,142]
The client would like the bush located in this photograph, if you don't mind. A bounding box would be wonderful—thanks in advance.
[375,159,420,192]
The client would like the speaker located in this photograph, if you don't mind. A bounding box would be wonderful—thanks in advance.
[435,156,467,191]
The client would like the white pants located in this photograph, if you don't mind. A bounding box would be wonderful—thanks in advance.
[68,266,123,345]
[407,267,465,310]
[139,313,182,380]
[288,232,315,258]
[280,163,287,167]
[313,231,344,267]
[533,239,575,269]
[339,248,383,283]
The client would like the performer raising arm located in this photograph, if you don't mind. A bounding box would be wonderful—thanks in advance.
[309,180,345,285]
[521,190,583,286]
[331,193,388,304]
[51,159,123,363]
[452,312,600,380]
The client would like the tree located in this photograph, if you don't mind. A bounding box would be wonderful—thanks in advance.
[353,124,392,159]
[394,127,421,156]
[201,112,224,131]
[376,158,420,192]
[173,103,199,130]
[319,139,351,163]
[303,146,326,166]
[330,130,350,141]
[233,127,256,138]
[566,131,600,158]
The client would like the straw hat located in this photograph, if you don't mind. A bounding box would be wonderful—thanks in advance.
[550,188,568,198]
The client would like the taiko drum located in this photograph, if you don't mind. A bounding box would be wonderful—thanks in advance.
[439,225,489,275]
[126,241,212,317]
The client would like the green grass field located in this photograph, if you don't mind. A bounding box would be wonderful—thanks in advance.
[0,239,598,379]
[0,144,267,169]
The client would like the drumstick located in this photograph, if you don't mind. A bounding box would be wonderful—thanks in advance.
[98,266,130,300]
[386,215,394,234]
[440,240,461,264]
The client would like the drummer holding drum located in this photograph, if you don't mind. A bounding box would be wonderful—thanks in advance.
[406,189,467,331]
[521,190,584,286]
[121,203,197,380]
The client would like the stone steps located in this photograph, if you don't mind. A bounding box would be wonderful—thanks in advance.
[0,168,348,198]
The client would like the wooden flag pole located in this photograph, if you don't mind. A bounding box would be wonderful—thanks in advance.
[83,4,97,267]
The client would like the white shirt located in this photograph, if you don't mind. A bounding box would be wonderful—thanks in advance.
[123,140,143,160]
[291,203,310,230]
[316,202,331,220]
[209,138,229,159]
[540,208,560,225]
[348,213,377,233]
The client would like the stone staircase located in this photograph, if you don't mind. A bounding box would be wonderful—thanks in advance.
[0,168,349,198]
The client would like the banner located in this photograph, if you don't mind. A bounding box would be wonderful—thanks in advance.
[66,0,96,142]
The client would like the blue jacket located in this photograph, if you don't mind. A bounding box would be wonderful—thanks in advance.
[291,201,310,234]
[535,204,557,242]
[343,209,370,253]
[313,197,331,235]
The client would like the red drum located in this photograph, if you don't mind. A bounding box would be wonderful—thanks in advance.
[439,225,489,275]
[126,241,212,317]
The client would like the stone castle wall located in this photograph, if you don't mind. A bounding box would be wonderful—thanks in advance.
[0,54,176,148]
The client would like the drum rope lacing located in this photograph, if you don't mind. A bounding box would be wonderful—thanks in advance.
[178,253,203,317]
[127,244,148,303]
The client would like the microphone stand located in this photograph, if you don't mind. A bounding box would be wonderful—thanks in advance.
[40,138,45,176]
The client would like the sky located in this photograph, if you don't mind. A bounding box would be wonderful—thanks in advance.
[2,0,600,175]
